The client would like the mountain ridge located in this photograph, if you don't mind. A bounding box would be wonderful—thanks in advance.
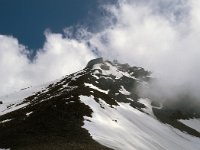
[0,58,200,150]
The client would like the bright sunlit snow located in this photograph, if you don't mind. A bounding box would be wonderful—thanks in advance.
[0,80,56,115]
[119,86,130,95]
[93,63,136,80]
[85,83,109,94]
[179,119,200,133]
[80,95,200,150]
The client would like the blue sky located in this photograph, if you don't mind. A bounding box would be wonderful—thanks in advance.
[0,0,112,50]
[1,0,200,99]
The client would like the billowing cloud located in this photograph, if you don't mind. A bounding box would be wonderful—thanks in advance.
[0,33,94,96]
[89,0,200,99]
[1,0,200,100]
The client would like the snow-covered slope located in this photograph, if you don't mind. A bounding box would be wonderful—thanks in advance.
[179,119,200,133]
[0,58,199,150]
[81,96,200,150]
[0,79,59,116]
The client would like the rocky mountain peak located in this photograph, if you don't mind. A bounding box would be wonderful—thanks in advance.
[0,58,200,150]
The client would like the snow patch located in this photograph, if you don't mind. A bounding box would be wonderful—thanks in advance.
[127,98,134,101]
[119,86,130,95]
[0,119,12,123]
[179,119,200,133]
[0,80,57,116]
[92,74,100,79]
[80,95,200,150]
[93,63,136,80]
[26,111,33,117]
[65,101,74,104]
[84,83,109,94]
[138,98,154,116]
[0,103,29,116]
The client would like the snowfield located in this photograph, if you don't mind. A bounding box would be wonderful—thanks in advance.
[0,79,58,116]
[179,119,200,133]
[0,59,200,150]
[80,96,200,150]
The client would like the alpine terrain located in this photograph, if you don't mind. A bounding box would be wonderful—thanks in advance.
[0,58,200,150]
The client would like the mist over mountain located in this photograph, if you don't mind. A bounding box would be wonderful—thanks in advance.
[1,0,200,149]
[0,58,200,150]
[1,0,200,100]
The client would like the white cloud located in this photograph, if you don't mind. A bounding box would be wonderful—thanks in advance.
[0,35,30,96]
[31,32,94,84]
[89,0,200,99]
[1,0,200,100]
[0,33,94,96]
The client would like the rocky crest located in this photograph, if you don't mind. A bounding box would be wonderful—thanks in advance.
[0,58,200,150]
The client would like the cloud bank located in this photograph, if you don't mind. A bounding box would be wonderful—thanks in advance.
[89,0,200,100]
[0,33,94,96]
[1,0,200,100]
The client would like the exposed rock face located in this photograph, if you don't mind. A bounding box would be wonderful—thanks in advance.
[0,58,199,150]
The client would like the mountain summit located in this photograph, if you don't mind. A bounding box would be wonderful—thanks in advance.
[0,58,200,150]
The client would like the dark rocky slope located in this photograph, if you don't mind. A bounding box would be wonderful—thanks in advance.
[0,58,200,149]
